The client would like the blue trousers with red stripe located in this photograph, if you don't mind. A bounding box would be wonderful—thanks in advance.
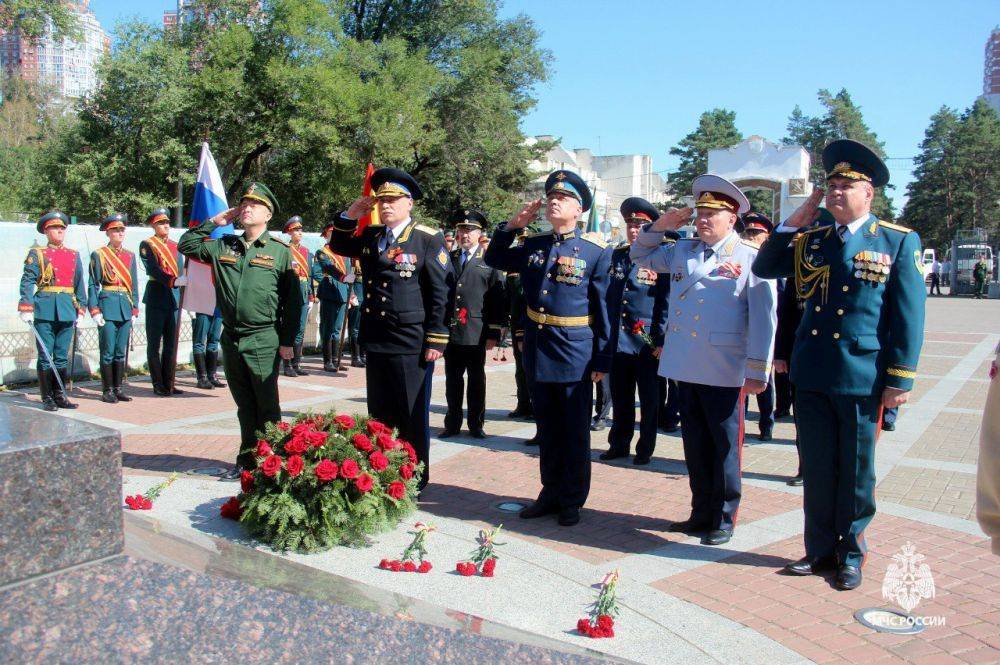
[677,381,745,531]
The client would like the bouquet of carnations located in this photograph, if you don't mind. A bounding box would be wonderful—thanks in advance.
[379,522,435,573]
[576,570,621,638]
[456,524,505,577]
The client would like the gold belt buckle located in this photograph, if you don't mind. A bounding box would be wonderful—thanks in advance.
[537,313,547,324]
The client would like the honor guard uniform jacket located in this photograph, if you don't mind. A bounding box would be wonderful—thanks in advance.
[314,240,351,304]
[607,242,670,356]
[19,212,86,322]
[139,228,183,312]
[88,239,139,322]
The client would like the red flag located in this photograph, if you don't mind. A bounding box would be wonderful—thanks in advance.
[355,162,379,236]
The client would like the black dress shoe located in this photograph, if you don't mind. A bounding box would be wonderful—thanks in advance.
[438,429,460,439]
[783,555,837,576]
[774,410,791,419]
[558,507,580,526]
[835,564,863,590]
[758,430,773,441]
[599,449,627,461]
[523,437,539,446]
[469,429,487,439]
[786,475,804,486]
[633,455,651,466]
[659,422,680,433]
[702,529,732,545]
[667,519,709,534]
[519,501,558,519]
[881,421,896,432]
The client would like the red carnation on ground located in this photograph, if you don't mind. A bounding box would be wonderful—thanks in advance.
[481,557,497,577]
[333,414,355,430]
[284,436,308,455]
[220,496,242,520]
[352,433,374,453]
[369,451,389,472]
[376,432,399,450]
[240,470,254,493]
[286,455,305,477]
[314,459,339,482]
[418,561,432,573]
[402,561,417,572]
[340,458,360,479]
[400,463,414,480]
[456,562,477,576]
[576,571,620,639]
[355,473,374,493]
[256,440,272,457]
[305,430,328,449]
[261,454,283,478]
[387,481,406,500]
[124,494,152,510]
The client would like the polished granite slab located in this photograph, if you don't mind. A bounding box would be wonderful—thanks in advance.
[0,403,122,586]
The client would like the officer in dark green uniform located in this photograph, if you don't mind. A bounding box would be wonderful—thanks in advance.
[139,208,185,396]
[19,211,86,411]
[88,213,139,403]
[178,182,304,475]
[753,140,926,590]
[283,216,315,377]
[313,221,351,372]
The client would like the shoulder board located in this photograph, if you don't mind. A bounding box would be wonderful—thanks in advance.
[580,232,608,249]
[270,236,289,247]
[677,237,699,243]
[414,224,440,236]
[878,220,912,233]
[527,230,550,239]
[513,236,526,247]
[739,240,760,249]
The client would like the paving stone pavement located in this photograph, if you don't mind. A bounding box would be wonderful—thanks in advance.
[4,295,999,663]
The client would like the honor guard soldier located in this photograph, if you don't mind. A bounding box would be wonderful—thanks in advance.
[741,211,777,441]
[179,183,304,476]
[18,211,86,411]
[283,216,315,376]
[440,209,506,439]
[602,197,670,465]
[314,221,352,372]
[88,213,139,403]
[140,208,185,396]
[485,170,613,527]
[347,258,366,367]
[329,168,452,491]
[753,140,926,590]
[632,175,776,546]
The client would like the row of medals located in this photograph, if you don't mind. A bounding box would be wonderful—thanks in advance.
[855,252,890,284]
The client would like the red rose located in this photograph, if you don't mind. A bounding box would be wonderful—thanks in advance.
[124,495,150,510]
[631,320,645,335]
[334,414,356,430]
[417,561,432,574]
[366,420,388,436]
[402,442,418,464]
[387,481,406,500]
[340,458,360,480]
[379,559,391,570]
[286,455,304,477]
[457,307,468,324]
[240,470,254,493]
[352,434,374,453]
[291,422,314,438]
[284,436,308,455]
[399,463,414,480]
[220,496,242,520]
[481,558,496,577]
[309,415,326,429]
[389,560,402,572]
[369,451,389,472]
[402,561,417,573]
[355,473,374,493]
[314,459,339,482]
[305,430,328,449]
[597,615,614,631]
[376,432,399,450]
[261,454,283,477]
[276,421,290,432]
[256,440,272,457]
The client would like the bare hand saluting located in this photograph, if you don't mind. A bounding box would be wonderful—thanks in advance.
[211,206,241,226]
[345,196,376,220]
[651,207,693,233]
[505,199,543,231]
[781,187,825,229]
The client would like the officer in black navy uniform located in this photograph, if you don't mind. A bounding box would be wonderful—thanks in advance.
[602,197,670,465]
[328,168,452,491]
[741,211,777,441]
[485,170,613,527]
[440,209,506,439]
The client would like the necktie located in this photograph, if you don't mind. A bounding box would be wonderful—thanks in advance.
[380,230,393,253]
[704,246,714,260]
[461,251,468,268]
[838,225,849,244]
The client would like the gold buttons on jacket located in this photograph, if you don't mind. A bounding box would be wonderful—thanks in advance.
[381,296,386,301]
[691,331,697,337]
[680,295,686,301]
[833,333,841,339]
[811,329,818,335]
[815,305,821,312]
[698,298,704,304]
[694,315,700,321]
[542,290,548,295]
[842,285,849,292]
[539,307,545,312]
[837,309,844,316]
[622,300,629,305]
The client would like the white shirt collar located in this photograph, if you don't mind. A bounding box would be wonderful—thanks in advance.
[704,231,735,254]
[383,217,412,243]
[837,214,870,237]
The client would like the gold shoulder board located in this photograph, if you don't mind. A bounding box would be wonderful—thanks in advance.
[580,232,609,249]
[878,220,913,233]
[414,224,440,235]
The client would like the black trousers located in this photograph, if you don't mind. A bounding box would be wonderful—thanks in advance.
[366,351,434,490]
[512,337,532,413]
[608,350,660,457]
[533,379,593,509]
[658,377,681,428]
[444,343,487,432]
[594,372,612,422]
[775,370,794,415]
[749,374,775,433]
[678,381,745,531]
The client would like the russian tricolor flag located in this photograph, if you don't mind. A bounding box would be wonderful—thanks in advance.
[184,142,230,315]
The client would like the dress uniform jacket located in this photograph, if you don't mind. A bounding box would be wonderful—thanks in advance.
[139,236,183,311]
[19,245,86,323]
[288,243,315,303]
[607,245,669,355]
[88,246,139,322]
[314,246,350,304]
[631,231,777,387]
[447,245,506,346]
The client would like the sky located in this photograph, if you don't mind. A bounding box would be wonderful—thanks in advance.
[89,0,998,209]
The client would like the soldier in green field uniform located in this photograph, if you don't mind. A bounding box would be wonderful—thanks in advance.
[753,140,926,590]
[178,183,304,476]
[973,258,989,299]
[18,211,86,411]
[88,213,139,403]
[139,208,185,396]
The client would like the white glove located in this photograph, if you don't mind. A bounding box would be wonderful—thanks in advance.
[19,311,33,324]
[307,300,314,312]
[132,315,139,323]
[187,309,197,320]
[77,312,85,325]
[93,313,106,327]
[173,276,188,287]
[343,273,356,284]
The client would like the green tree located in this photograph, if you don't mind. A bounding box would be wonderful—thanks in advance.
[0,76,60,213]
[0,0,78,39]
[667,108,741,200]
[899,107,961,250]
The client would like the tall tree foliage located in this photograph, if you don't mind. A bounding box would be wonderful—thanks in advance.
[0,76,60,213]
[667,108,741,200]
[0,0,78,39]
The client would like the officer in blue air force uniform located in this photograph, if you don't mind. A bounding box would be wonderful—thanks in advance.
[484,170,613,527]
[631,175,777,546]
[602,197,670,465]
[753,139,926,590]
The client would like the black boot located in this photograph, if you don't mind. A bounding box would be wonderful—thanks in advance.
[358,344,367,367]
[323,340,336,372]
[37,368,57,412]
[282,357,297,377]
[352,340,366,368]
[148,355,169,396]
[113,361,132,402]
[292,344,309,376]
[100,363,118,403]
[206,351,226,387]
[52,368,78,409]
[194,353,213,389]
[331,341,343,371]
[162,357,184,395]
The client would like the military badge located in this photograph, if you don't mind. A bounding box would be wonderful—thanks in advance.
[437,249,448,267]
[387,247,402,259]
[636,268,658,285]
[528,249,546,267]
[610,263,626,280]
[715,261,743,279]
[395,252,418,278]
[672,270,684,282]
[555,256,586,285]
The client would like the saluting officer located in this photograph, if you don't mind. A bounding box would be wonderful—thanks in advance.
[178,182,304,476]
[18,211,86,411]
[314,221,351,372]
[741,211,777,441]
[283,216,315,377]
[753,140,926,590]
[329,168,452,491]
[602,197,670,465]
[485,170,613,527]
[440,209,506,439]
[347,258,366,367]
[140,208,185,396]
[88,213,139,403]
[632,175,776,546]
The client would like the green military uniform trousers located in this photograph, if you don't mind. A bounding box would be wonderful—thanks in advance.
[222,326,282,469]
[99,320,132,364]
[294,283,310,346]
[192,313,223,354]
[319,300,347,344]
[35,320,75,370]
